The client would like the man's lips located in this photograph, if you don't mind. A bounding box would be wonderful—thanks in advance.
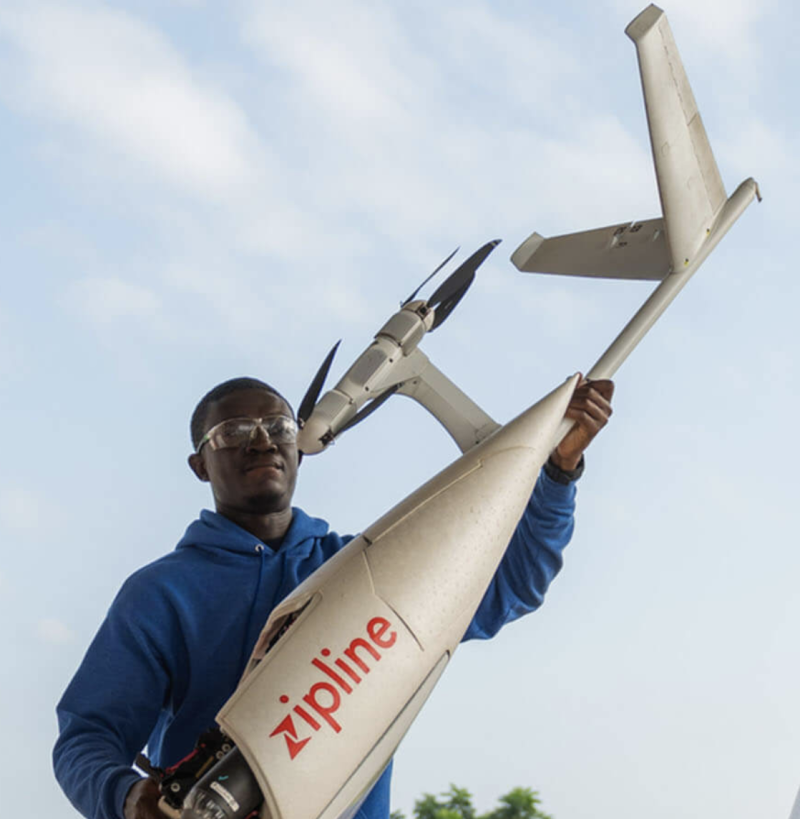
[244,460,284,473]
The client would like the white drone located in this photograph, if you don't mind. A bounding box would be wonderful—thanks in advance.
[169,7,761,819]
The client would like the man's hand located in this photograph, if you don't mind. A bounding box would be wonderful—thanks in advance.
[124,778,164,819]
[551,377,615,471]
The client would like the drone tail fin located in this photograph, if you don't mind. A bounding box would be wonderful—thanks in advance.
[512,4,760,282]
[626,4,727,272]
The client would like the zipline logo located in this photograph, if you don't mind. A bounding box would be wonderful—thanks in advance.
[270,616,398,759]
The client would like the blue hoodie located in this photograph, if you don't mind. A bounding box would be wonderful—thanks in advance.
[54,470,576,819]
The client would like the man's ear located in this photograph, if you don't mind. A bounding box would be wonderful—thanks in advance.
[188,452,210,482]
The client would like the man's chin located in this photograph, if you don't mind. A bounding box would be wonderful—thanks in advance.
[243,492,292,515]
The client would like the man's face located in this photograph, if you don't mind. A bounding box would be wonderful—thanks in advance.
[189,389,299,517]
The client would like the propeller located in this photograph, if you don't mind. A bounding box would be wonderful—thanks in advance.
[296,239,501,439]
[337,384,401,436]
[427,239,501,330]
[297,340,341,426]
[401,247,459,307]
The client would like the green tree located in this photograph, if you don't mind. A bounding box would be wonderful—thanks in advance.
[391,784,552,819]
[484,787,552,819]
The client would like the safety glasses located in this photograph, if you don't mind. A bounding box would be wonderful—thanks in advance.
[197,415,298,453]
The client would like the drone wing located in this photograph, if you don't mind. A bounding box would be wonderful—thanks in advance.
[511,218,669,280]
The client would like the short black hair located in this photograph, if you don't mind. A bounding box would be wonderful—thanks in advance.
[190,377,293,450]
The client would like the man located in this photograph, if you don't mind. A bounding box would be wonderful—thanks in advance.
[54,375,613,819]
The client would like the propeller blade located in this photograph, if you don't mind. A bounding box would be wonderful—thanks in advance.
[430,279,473,331]
[337,384,400,435]
[401,246,460,306]
[297,340,341,424]
[428,239,501,330]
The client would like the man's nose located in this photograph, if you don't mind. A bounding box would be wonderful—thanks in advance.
[247,423,276,449]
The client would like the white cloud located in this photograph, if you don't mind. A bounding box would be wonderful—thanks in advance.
[0,0,759,354]
[0,487,42,531]
[163,261,278,342]
[0,1,267,199]
[37,617,75,644]
[243,1,424,134]
[507,115,656,232]
[437,2,578,110]
[243,0,575,141]
[737,120,789,170]
[720,118,792,191]
[67,276,162,326]
[240,1,452,242]
[239,1,648,248]
[0,0,656,290]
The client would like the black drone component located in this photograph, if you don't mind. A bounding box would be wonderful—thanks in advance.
[136,726,234,811]
[180,746,262,819]
[338,383,401,435]
[428,239,501,330]
[401,246,459,306]
[297,339,341,426]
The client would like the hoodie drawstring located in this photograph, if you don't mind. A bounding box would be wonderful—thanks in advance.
[240,544,267,670]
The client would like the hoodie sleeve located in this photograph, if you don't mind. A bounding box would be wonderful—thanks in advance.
[463,467,576,641]
[53,574,180,819]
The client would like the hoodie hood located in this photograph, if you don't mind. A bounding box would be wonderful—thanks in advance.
[176,507,332,556]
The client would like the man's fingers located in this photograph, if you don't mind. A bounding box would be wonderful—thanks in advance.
[124,778,163,819]
[566,404,607,425]
[563,379,614,437]
[568,394,612,419]
[554,378,615,471]
[578,379,614,400]
[564,406,610,437]
[567,386,613,423]
[585,378,614,401]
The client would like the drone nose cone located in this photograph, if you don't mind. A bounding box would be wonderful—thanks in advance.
[363,373,580,648]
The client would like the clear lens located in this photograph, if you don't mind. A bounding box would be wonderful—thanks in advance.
[202,416,298,451]
[181,788,228,819]
[213,419,257,448]
[264,415,297,443]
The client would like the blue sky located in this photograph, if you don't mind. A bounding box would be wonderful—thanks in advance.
[1,0,797,817]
